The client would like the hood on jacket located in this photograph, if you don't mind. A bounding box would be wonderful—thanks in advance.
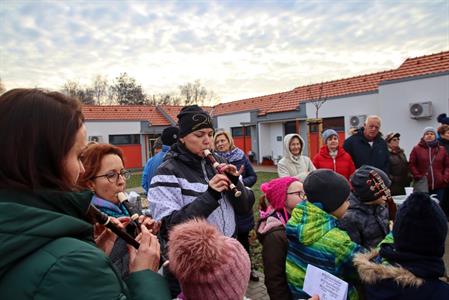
[0,189,94,278]
[286,201,337,246]
[354,249,424,287]
[283,134,305,160]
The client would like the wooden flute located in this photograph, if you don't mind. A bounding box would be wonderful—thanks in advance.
[86,204,140,249]
[204,149,242,197]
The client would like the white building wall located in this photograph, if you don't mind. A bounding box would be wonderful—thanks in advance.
[216,112,251,132]
[378,75,449,156]
[85,121,141,143]
[305,93,380,138]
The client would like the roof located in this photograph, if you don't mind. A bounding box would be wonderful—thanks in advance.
[213,50,449,116]
[383,51,449,82]
[82,105,171,126]
[82,51,449,121]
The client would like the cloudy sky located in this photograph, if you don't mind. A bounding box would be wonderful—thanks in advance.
[1,0,448,102]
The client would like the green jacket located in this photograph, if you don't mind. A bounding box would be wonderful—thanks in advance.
[0,189,170,300]
[285,201,364,300]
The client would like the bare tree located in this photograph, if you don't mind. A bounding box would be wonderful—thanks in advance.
[309,82,328,119]
[179,80,209,106]
[0,77,5,95]
[62,80,95,104]
[92,75,108,104]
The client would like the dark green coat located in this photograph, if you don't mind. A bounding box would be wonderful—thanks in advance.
[0,189,170,300]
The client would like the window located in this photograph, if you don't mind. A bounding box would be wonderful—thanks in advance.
[323,117,344,132]
[109,134,140,145]
[231,127,243,137]
[284,121,297,134]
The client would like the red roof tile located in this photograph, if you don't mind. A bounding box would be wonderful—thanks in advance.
[213,51,449,116]
[82,105,170,126]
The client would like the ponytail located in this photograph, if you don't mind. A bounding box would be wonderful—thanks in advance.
[259,194,268,212]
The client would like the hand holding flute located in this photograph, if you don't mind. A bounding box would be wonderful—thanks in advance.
[204,149,243,197]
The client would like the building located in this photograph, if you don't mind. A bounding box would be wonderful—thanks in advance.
[83,50,449,167]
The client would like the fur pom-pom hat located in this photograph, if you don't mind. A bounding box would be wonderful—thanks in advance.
[168,219,250,300]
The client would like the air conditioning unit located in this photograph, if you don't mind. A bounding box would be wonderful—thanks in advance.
[349,115,367,128]
[88,136,103,143]
[409,101,432,119]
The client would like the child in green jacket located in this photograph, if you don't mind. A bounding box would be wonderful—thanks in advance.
[286,169,365,300]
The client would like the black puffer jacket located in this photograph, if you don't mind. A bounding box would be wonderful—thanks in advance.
[339,193,390,249]
[148,142,253,240]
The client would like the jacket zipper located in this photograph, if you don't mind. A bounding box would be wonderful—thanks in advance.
[428,146,435,190]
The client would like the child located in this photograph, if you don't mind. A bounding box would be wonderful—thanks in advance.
[354,192,449,299]
[339,165,391,249]
[256,176,305,300]
[286,169,364,300]
[168,218,250,300]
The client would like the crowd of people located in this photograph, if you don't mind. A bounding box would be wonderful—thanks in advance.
[1,88,448,300]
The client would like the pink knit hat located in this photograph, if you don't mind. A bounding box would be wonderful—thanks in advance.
[260,176,299,210]
[168,219,250,300]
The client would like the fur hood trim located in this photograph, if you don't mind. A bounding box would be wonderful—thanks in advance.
[353,249,424,287]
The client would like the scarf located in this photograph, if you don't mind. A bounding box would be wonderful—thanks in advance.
[92,194,130,218]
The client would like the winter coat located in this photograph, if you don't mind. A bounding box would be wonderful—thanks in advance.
[387,147,412,196]
[0,189,170,300]
[278,134,316,181]
[409,139,449,190]
[148,142,253,240]
[343,128,389,173]
[216,147,257,234]
[312,145,356,180]
[439,137,449,155]
[339,193,390,249]
[256,213,292,300]
[285,201,364,300]
[354,248,449,300]
[142,145,170,192]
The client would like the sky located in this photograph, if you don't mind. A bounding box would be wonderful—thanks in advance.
[1,0,448,103]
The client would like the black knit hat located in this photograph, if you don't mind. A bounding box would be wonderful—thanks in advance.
[161,126,179,146]
[393,192,447,257]
[350,165,391,202]
[304,169,350,213]
[177,105,213,137]
[437,113,449,125]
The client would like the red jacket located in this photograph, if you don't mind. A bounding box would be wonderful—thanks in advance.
[409,139,449,190]
[312,145,356,180]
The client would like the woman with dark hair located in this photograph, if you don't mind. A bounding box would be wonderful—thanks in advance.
[78,143,161,278]
[148,105,254,297]
[0,89,170,299]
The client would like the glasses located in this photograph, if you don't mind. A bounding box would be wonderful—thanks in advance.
[287,190,305,198]
[92,169,131,183]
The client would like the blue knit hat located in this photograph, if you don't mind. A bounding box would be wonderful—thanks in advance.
[422,126,437,137]
[322,129,338,143]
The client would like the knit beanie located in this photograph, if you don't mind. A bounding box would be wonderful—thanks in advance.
[437,113,449,125]
[260,177,299,210]
[350,165,392,202]
[393,192,448,257]
[322,129,338,143]
[177,105,214,137]
[422,126,437,137]
[168,219,250,300]
[304,169,350,213]
[161,126,179,146]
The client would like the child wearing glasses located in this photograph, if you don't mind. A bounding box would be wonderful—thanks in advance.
[256,176,305,300]
[78,143,160,278]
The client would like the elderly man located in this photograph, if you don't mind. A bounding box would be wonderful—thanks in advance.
[343,115,389,173]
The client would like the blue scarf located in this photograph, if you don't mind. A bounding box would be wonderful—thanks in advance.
[91,194,130,218]
[216,147,244,163]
